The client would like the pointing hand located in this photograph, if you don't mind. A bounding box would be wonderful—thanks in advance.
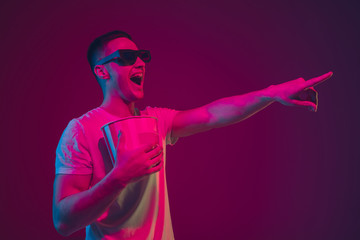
[267,71,333,112]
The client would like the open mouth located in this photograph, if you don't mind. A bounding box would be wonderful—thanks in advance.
[129,73,143,86]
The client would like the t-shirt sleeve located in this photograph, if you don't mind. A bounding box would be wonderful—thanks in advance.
[55,119,93,175]
[143,107,179,146]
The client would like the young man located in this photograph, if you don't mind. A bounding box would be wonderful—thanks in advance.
[53,31,332,239]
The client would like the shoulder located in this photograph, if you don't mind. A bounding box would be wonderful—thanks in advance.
[141,106,180,145]
[76,107,106,126]
[141,106,179,119]
[59,107,109,144]
[65,107,112,133]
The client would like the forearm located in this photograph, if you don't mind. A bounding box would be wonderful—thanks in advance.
[205,86,274,128]
[54,170,124,236]
[172,86,275,137]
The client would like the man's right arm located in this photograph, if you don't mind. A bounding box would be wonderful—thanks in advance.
[52,142,163,236]
[53,171,125,236]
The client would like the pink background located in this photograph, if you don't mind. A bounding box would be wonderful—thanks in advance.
[1,0,359,239]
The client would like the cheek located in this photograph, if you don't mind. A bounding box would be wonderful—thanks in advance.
[109,63,131,77]
[110,67,130,87]
[116,76,130,92]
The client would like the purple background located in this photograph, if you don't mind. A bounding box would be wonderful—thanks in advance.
[1,0,359,239]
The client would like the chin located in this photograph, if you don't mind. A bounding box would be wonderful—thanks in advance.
[131,93,144,102]
[136,95,144,101]
[136,90,144,99]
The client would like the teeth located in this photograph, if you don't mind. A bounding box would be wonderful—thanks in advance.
[131,73,143,78]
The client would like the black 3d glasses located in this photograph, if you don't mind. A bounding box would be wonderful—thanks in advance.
[96,49,151,66]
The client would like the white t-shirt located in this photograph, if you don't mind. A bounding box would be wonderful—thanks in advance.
[55,107,178,240]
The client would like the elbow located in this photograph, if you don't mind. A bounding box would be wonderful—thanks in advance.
[53,209,76,236]
[54,220,73,237]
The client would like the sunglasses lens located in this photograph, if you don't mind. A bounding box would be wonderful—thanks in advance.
[139,51,151,63]
[120,51,137,65]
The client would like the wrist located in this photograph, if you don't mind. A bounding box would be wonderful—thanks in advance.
[108,168,129,189]
[259,85,277,102]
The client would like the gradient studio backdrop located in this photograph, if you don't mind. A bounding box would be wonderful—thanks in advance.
[1,0,359,239]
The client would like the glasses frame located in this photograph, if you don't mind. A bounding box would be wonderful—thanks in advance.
[96,49,151,66]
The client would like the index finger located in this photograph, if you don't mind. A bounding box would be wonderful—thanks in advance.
[304,71,333,88]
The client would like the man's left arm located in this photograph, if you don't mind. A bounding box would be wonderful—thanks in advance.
[171,72,333,138]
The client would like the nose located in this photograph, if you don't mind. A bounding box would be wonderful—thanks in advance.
[134,56,145,68]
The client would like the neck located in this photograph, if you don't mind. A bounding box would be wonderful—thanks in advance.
[100,95,137,117]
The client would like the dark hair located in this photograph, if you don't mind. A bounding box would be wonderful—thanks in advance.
[87,30,133,74]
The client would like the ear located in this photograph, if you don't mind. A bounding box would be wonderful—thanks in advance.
[94,65,110,80]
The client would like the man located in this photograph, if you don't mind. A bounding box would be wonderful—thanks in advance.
[52,30,332,239]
